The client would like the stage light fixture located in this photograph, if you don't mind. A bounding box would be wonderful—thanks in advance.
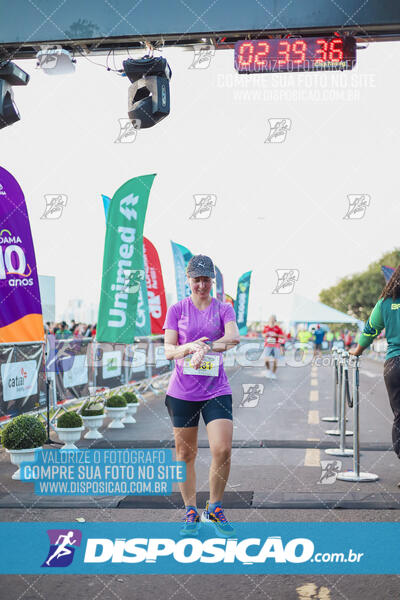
[0,61,29,130]
[36,48,76,75]
[123,56,172,129]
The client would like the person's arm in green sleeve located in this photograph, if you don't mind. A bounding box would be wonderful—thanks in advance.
[349,299,385,357]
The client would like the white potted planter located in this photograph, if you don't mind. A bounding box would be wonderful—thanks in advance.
[56,426,85,450]
[82,415,105,439]
[81,400,105,439]
[121,392,139,424]
[105,406,128,429]
[7,447,43,480]
[56,411,84,450]
[1,415,46,481]
[105,395,128,429]
[123,402,138,424]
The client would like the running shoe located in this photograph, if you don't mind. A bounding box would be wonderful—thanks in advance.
[201,501,236,538]
[270,372,277,380]
[180,508,201,536]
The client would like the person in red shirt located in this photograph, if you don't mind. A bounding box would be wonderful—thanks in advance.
[263,315,285,379]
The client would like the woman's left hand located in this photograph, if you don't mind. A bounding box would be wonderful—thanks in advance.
[190,345,207,369]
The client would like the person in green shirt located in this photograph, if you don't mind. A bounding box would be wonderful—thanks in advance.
[350,268,400,469]
[296,328,313,362]
[297,328,313,345]
[326,330,334,350]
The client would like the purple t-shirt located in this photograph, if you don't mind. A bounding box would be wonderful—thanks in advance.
[163,297,237,401]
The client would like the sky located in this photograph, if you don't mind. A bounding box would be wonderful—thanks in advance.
[0,40,399,323]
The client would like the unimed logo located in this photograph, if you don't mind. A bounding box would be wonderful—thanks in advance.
[83,536,314,564]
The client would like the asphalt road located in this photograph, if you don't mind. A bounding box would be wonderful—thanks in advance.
[1,350,399,599]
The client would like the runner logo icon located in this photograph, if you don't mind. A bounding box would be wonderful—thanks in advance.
[189,195,217,220]
[240,384,264,407]
[343,194,370,219]
[188,45,215,70]
[265,118,291,143]
[272,269,299,294]
[318,460,342,485]
[115,118,141,143]
[42,529,82,568]
[122,269,144,294]
[41,195,68,220]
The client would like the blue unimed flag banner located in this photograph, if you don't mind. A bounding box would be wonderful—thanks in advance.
[102,194,111,220]
[381,265,395,283]
[215,265,224,302]
[101,193,151,337]
[234,271,252,335]
[97,175,155,343]
[171,241,192,301]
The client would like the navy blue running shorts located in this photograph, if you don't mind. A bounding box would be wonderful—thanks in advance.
[165,394,233,428]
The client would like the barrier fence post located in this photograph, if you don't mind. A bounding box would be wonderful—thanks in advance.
[326,350,353,456]
[337,356,378,482]
[44,377,62,446]
[326,350,353,437]
[91,339,97,391]
[322,346,339,422]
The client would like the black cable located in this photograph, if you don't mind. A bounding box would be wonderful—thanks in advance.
[75,46,121,72]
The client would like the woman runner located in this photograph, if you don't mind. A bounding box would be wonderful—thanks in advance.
[350,266,400,483]
[163,254,240,537]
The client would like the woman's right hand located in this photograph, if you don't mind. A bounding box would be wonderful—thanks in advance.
[186,337,209,355]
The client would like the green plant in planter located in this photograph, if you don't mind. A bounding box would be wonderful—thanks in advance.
[106,395,127,408]
[81,400,104,417]
[57,411,83,428]
[1,415,47,450]
[122,392,139,404]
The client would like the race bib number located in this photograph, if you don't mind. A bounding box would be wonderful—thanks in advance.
[267,337,276,344]
[183,354,220,376]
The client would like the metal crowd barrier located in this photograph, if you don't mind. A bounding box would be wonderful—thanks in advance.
[0,335,174,427]
[325,350,353,455]
[321,346,339,423]
[325,349,378,482]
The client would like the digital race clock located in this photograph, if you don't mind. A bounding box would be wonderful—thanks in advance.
[234,36,356,73]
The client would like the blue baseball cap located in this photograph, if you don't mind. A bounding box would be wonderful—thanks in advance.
[187,254,216,278]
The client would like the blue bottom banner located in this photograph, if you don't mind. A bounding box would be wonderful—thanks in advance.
[0,522,398,574]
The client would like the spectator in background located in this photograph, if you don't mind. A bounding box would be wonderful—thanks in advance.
[73,323,85,337]
[326,330,334,350]
[313,325,325,356]
[55,321,72,339]
[91,323,97,338]
[263,315,285,380]
[297,327,313,345]
[344,330,353,350]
